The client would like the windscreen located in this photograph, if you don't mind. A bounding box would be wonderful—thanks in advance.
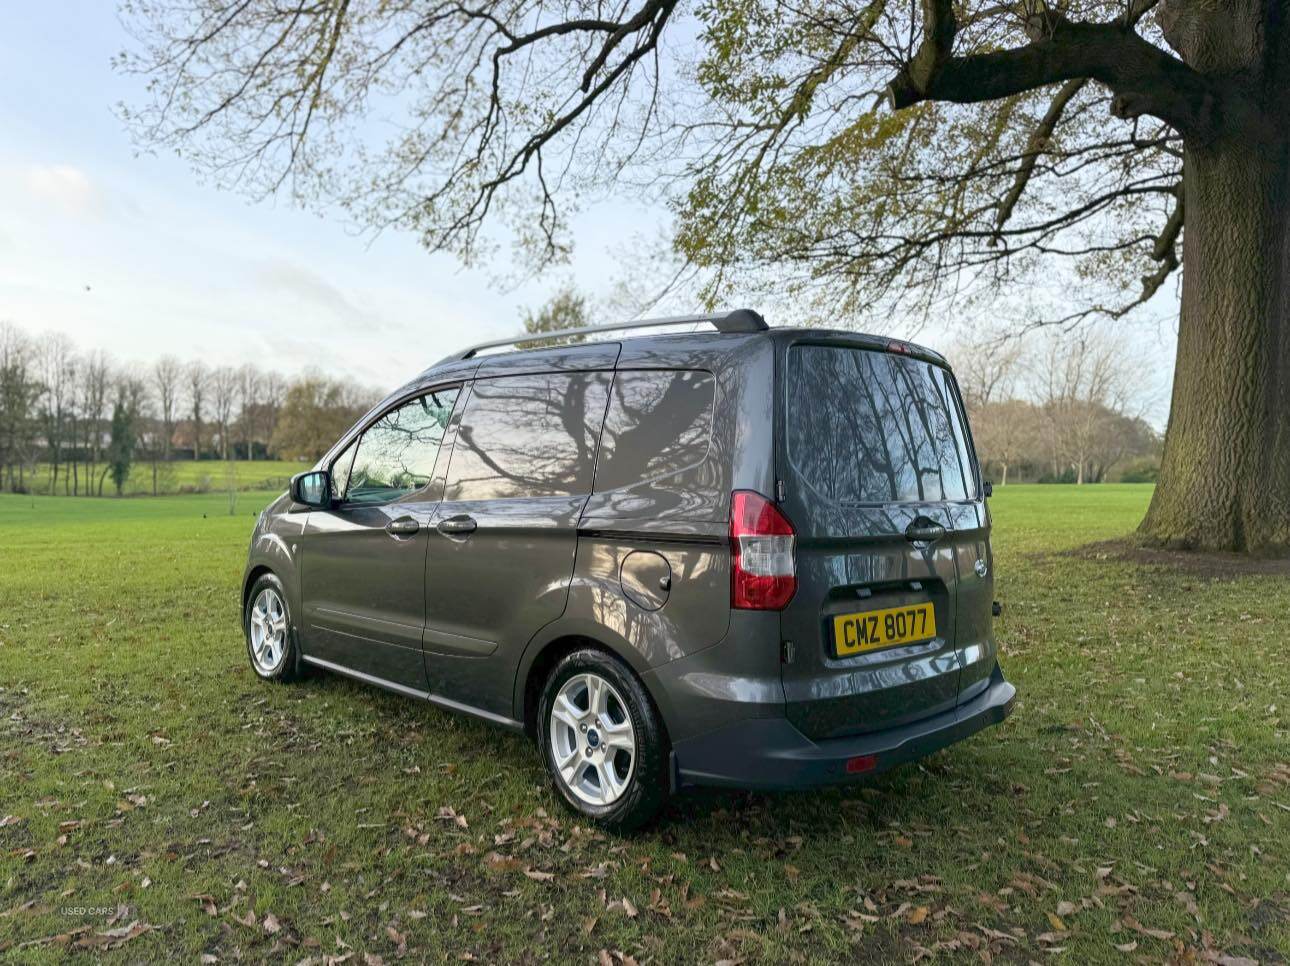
[787,345,976,504]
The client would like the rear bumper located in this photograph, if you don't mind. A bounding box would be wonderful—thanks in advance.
[671,664,1016,790]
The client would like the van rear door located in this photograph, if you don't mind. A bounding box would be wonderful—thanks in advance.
[776,340,980,741]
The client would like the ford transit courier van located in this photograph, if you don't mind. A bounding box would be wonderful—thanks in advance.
[242,310,1015,829]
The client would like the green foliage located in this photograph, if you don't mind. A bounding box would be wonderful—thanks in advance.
[107,401,137,496]
[0,486,1284,961]
[269,376,372,461]
[519,286,590,348]
[1039,467,1078,484]
[1119,459,1161,483]
[522,287,590,335]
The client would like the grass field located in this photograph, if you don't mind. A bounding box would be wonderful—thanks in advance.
[23,459,306,497]
[0,485,1285,962]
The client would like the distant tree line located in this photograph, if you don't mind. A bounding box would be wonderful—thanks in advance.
[0,321,377,496]
[950,330,1161,486]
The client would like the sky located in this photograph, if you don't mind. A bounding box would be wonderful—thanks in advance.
[0,3,666,393]
[0,3,1179,423]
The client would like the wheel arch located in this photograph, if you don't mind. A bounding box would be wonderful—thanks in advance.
[517,632,673,744]
[242,564,275,612]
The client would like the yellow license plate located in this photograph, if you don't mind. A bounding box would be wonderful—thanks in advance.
[833,602,936,657]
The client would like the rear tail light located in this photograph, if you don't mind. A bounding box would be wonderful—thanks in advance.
[730,490,796,610]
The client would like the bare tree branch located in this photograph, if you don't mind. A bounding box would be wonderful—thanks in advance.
[886,0,1240,141]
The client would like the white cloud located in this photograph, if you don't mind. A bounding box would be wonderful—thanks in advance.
[24,164,101,216]
[253,259,372,328]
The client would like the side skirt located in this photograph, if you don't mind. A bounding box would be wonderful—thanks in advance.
[300,655,525,733]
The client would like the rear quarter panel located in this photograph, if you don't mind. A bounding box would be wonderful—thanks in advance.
[511,334,777,722]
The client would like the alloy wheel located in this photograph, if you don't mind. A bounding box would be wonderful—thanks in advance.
[547,672,637,806]
[249,587,288,674]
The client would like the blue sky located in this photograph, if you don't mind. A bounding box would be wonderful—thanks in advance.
[0,3,667,391]
[0,3,1178,422]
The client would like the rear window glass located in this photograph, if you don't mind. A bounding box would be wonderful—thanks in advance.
[445,372,609,500]
[787,345,975,504]
[594,370,715,491]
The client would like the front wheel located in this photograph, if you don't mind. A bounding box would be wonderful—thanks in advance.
[538,649,669,832]
[244,573,302,682]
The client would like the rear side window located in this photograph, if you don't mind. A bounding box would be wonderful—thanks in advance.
[787,345,974,504]
[594,370,715,491]
[445,372,609,500]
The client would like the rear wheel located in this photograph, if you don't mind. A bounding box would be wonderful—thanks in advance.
[538,649,669,831]
[244,573,302,682]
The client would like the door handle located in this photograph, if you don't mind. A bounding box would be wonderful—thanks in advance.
[904,518,947,544]
[437,515,477,536]
[385,517,420,536]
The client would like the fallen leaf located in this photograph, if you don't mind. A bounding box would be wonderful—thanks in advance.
[189,894,218,917]
[1123,915,1173,941]
[73,921,154,950]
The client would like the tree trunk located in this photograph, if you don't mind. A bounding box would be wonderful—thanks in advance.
[1141,135,1290,553]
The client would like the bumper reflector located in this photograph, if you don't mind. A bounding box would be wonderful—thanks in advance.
[845,754,878,775]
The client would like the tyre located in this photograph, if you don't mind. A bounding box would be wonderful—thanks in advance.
[538,648,669,831]
[243,573,302,683]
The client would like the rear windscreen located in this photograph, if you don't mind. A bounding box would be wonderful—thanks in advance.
[787,345,976,504]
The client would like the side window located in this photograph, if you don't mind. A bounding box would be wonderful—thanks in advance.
[594,370,715,492]
[445,372,609,500]
[341,387,460,505]
[939,371,979,500]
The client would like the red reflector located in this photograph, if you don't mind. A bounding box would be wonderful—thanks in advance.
[845,754,878,774]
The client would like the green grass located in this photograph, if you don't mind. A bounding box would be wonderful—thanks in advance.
[24,459,306,497]
[0,484,1285,962]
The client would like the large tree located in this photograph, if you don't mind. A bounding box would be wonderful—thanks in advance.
[270,374,373,461]
[121,0,1290,552]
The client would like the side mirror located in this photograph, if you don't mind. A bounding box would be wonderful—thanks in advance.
[290,470,332,508]
[982,481,993,499]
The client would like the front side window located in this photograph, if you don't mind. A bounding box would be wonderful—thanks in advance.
[338,387,459,505]
[788,345,974,504]
[445,372,609,501]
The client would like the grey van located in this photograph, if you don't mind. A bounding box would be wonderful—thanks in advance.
[242,310,1015,829]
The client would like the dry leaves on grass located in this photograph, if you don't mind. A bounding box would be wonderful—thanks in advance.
[189,893,218,917]
[73,921,155,950]
[436,806,468,830]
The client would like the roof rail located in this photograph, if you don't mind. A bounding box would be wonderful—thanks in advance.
[437,308,768,365]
